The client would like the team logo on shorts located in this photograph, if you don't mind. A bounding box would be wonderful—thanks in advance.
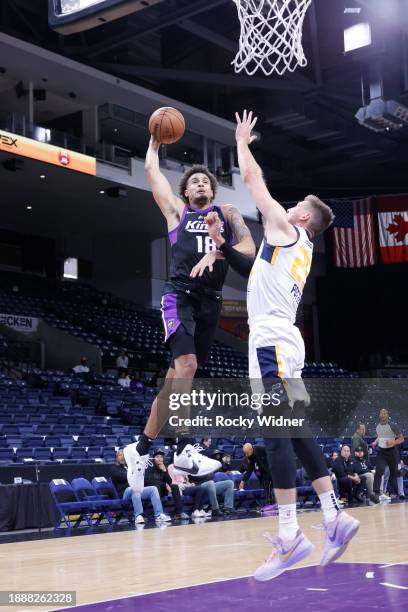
[168,320,174,329]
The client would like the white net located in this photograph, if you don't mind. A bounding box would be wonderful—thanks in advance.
[232,0,313,76]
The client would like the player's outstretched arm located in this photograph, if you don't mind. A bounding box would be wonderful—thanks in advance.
[235,111,293,235]
[205,212,255,278]
[145,136,183,225]
[222,205,256,256]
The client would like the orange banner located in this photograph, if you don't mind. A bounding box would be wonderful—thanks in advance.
[0,130,96,176]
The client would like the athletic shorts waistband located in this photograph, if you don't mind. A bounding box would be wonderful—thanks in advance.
[165,279,222,298]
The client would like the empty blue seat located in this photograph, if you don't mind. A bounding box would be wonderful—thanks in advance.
[0,448,14,462]
[15,448,34,462]
[33,448,52,461]
[87,447,103,460]
[91,477,133,524]
[2,425,20,435]
[49,480,92,528]
[52,425,67,435]
[53,448,70,461]
[76,435,92,447]
[70,447,87,460]
[67,425,83,435]
[44,436,61,448]
[36,425,53,435]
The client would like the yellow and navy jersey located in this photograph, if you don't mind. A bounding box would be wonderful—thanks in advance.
[247,226,313,324]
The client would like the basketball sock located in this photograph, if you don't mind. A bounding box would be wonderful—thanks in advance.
[319,490,341,523]
[136,433,154,456]
[278,504,299,541]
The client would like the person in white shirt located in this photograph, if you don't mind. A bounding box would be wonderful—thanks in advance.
[72,357,90,374]
[116,351,129,374]
[118,372,131,388]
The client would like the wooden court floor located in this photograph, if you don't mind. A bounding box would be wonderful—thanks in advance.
[0,503,407,611]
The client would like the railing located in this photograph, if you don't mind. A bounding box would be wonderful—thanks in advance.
[0,111,132,171]
[0,110,234,184]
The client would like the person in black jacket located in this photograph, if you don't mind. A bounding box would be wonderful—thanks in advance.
[353,446,377,503]
[239,443,275,505]
[333,446,364,504]
[144,449,189,520]
[110,449,169,523]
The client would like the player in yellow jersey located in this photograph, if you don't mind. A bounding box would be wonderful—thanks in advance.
[205,110,359,581]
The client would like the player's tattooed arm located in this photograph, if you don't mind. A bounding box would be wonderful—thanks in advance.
[224,205,256,256]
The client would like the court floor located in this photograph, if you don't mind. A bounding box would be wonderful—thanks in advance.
[0,503,407,611]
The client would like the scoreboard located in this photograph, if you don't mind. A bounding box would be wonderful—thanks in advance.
[48,0,163,34]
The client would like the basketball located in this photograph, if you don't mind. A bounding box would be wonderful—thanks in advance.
[148,107,185,144]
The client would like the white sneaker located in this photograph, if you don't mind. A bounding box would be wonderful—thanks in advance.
[173,444,221,477]
[135,515,145,524]
[254,530,315,581]
[192,509,205,518]
[379,493,392,503]
[124,443,152,493]
[155,513,172,522]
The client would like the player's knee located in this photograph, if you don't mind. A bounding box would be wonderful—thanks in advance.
[174,355,197,379]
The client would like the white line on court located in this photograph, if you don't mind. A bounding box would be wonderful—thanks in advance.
[380,582,408,590]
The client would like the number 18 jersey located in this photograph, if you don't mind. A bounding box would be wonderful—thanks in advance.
[247,226,313,325]
[167,204,232,291]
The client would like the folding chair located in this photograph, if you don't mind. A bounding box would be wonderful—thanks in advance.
[71,477,111,525]
[91,477,133,524]
[49,479,93,528]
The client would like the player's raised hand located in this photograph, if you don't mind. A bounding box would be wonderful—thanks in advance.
[235,110,258,145]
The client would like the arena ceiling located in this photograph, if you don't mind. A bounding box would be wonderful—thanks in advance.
[1,0,408,200]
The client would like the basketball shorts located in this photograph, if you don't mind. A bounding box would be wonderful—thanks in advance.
[249,315,309,406]
[161,283,222,366]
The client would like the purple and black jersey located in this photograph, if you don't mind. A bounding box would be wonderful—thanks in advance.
[167,204,232,292]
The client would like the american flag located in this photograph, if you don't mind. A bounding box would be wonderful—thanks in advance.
[331,198,377,268]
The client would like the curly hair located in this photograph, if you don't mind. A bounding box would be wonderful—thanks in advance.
[179,165,218,204]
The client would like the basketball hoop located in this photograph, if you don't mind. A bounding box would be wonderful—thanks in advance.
[232,0,313,76]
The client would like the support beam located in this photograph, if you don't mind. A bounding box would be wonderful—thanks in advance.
[7,0,43,44]
[308,0,323,86]
[96,62,304,91]
[178,19,237,53]
[85,0,231,59]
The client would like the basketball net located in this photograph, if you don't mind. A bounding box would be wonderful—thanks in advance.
[232,0,313,76]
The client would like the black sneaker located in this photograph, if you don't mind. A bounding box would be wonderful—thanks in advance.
[223,508,237,516]
[212,510,223,517]
[369,493,380,504]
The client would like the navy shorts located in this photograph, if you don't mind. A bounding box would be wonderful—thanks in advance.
[161,284,222,366]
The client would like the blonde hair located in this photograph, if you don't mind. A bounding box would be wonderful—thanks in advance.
[304,194,335,237]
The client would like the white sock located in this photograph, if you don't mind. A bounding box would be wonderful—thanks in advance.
[278,504,299,541]
[319,490,340,523]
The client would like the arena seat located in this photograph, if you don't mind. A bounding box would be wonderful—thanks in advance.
[91,477,133,524]
[49,479,93,528]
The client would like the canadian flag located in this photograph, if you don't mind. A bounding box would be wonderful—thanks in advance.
[377,195,408,264]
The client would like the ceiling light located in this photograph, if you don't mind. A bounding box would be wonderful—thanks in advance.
[26,205,32,210]
[355,98,408,132]
[40,174,46,179]
[99,190,105,194]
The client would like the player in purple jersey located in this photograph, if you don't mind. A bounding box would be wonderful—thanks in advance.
[123,135,255,493]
